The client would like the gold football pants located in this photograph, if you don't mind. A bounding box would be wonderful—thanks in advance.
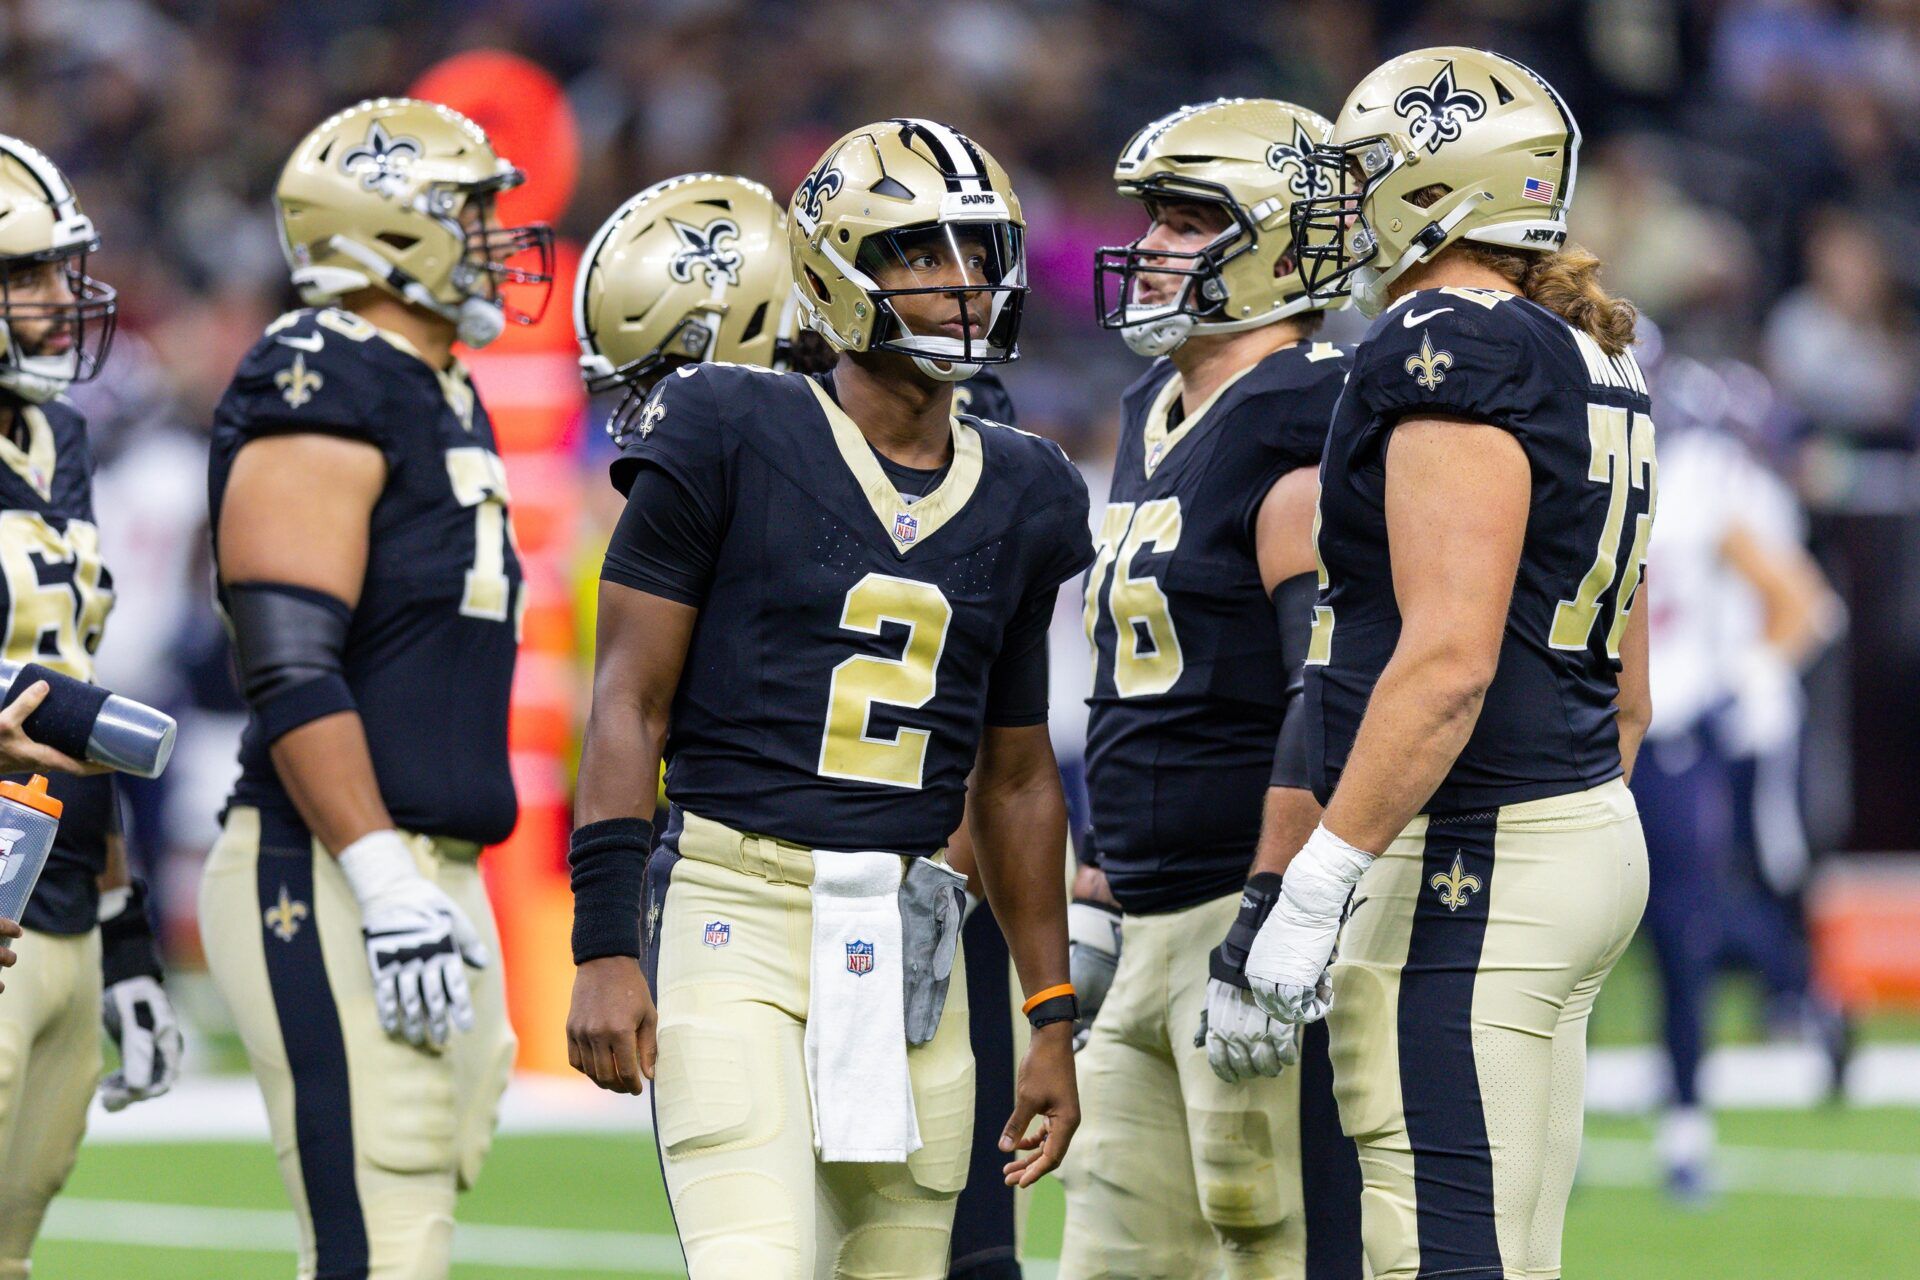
[1060,889,1345,1280]
[0,926,101,1278]
[1327,779,1647,1280]
[200,806,516,1280]
[646,810,975,1279]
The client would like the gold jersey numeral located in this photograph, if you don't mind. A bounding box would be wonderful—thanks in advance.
[1084,497,1186,699]
[0,513,112,679]
[817,573,953,789]
[444,447,519,627]
[1551,404,1657,658]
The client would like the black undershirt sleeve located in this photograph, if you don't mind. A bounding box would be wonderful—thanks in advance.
[1269,570,1319,791]
[599,462,723,607]
[984,585,1054,727]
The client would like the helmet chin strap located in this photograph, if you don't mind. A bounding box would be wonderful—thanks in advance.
[1352,198,1486,317]
[0,323,75,403]
[321,236,507,349]
[1121,292,1324,358]
[912,355,980,382]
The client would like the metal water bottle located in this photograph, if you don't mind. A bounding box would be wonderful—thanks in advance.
[0,660,177,779]
[0,775,64,923]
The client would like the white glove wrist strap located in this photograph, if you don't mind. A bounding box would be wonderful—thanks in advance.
[1281,824,1374,921]
[336,829,418,905]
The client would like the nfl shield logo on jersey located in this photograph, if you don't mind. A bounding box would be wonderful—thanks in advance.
[703,920,731,948]
[845,939,875,975]
[893,510,919,545]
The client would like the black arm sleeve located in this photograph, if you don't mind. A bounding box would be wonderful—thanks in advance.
[983,585,1055,727]
[599,462,724,607]
[1269,570,1318,791]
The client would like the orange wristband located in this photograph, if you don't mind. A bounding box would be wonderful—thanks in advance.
[1021,983,1077,1015]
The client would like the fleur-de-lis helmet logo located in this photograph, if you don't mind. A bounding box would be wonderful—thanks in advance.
[795,164,844,225]
[1395,63,1486,155]
[1405,331,1454,391]
[341,120,425,198]
[666,217,744,288]
[1265,119,1334,201]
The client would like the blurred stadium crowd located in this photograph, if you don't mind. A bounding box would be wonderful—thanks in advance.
[3,0,1918,956]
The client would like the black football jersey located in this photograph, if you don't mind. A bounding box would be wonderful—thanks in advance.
[952,367,1017,427]
[208,308,524,846]
[0,396,117,933]
[613,362,1091,856]
[1084,341,1351,914]
[1307,287,1656,811]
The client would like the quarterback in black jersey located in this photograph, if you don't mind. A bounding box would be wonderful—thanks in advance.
[1247,50,1653,1280]
[566,120,1089,1278]
[199,99,551,1280]
[1063,99,1362,1280]
[0,132,182,1273]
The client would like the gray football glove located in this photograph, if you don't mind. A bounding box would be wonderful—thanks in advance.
[1067,899,1122,1051]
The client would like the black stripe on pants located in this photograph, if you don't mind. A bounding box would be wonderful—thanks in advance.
[948,903,1020,1279]
[1300,1018,1365,1279]
[1398,812,1501,1279]
[257,844,370,1280]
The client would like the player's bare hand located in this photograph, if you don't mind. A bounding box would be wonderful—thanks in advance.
[0,681,105,776]
[1001,1021,1078,1186]
[567,955,656,1095]
[0,914,20,993]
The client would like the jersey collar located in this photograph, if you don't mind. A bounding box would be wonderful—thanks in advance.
[0,404,57,499]
[805,379,983,555]
[1141,362,1259,478]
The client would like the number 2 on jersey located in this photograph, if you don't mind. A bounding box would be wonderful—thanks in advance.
[1084,498,1184,698]
[1551,404,1656,658]
[819,573,953,789]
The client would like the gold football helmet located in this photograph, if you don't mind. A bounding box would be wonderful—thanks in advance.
[576,173,798,443]
[1096,99,1338,356]
[788,118,1025,382]
[1293,47,1579,315]
[275,97,554,349]
[0,134,116,402]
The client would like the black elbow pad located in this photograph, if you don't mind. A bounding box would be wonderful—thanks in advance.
[224,582,356,742]
[1273,571,1318,700]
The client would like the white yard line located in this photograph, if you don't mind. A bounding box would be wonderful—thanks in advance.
[1578,1137,1920,1201]
[40,1198,688,1272]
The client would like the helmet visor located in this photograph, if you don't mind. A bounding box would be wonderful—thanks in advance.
[855,220,1025,367]
[0,246,117,387]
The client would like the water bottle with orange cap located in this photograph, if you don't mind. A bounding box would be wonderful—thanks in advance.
[0,775,65,923]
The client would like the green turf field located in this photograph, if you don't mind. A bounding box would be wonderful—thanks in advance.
[32,1107,1920,1278]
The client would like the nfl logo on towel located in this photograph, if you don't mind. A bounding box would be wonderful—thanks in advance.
[703,920,731,948]
[893,511,918,545]
[845,939,875,975]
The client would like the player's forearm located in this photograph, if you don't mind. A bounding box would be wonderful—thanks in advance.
[1320,644,1490,852]
[269,711,395,854]
[1248,785,1324,877]
[970,762,1072,998]
[575,696,668,827]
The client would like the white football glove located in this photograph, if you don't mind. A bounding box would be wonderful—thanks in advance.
[1067,898,1123,1052]
[100,975,184,1111]
[1201,978,1299,1084]
[1246,825,1372,1023]
[97,881,184,1111]
[337,830,488,1050]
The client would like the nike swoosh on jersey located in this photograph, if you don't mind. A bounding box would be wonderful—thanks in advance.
[277,332,325,352]
[1402,307,1452,328]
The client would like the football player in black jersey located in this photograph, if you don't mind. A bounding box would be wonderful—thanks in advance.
[1063,99,1362,1280]
[0,132,184,1274]
[1246,49,1653,1280]
[199,98,550,1280]
[575,166,1035,1280]
[565,119,1090,1277]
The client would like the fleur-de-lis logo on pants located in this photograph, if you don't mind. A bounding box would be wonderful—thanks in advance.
[1395,63,1486,155]
[276,353,323,408]
[1430,854,1482,912]
[1265,119,1333,201]
[1405,332,1454,391]
[667,217,744,288]
[264,885,310,941]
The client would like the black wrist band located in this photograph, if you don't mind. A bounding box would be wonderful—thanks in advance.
[100,878,164,986]
[1209,871,1286,990]
[1026,993,1079,1029]
[568,817,654,965]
